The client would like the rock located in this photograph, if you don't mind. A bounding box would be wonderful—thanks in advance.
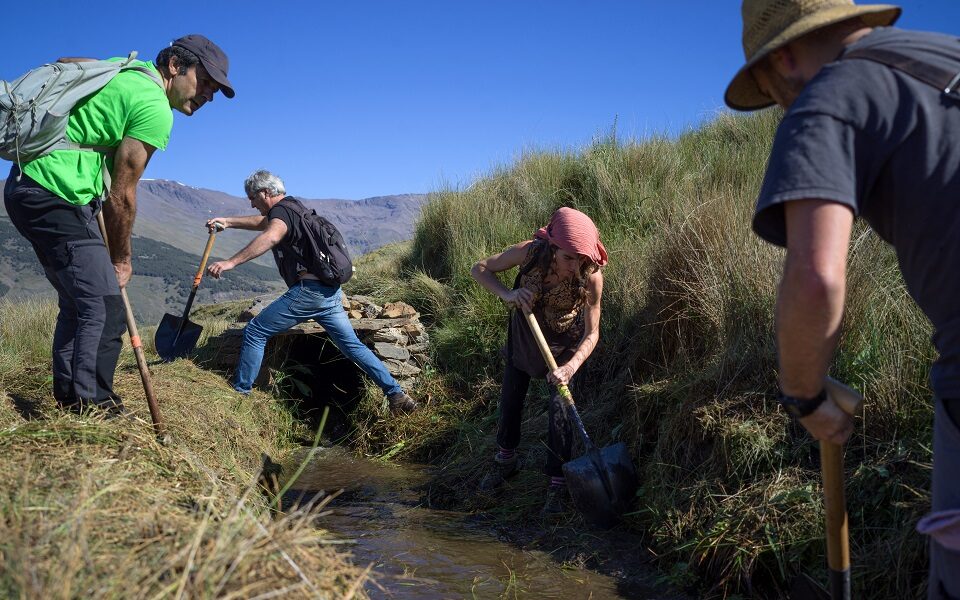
[381,301,418,319]
[411,353,430,366]
[405,342,430,354]
[373,328,406,344]
[347,310,363,319]
[373,342,410,361]
[362,304,381,318]
[383,359,421,377]
[240,293,284,321]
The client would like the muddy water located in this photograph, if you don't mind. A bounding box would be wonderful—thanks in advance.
[282,447,650,599]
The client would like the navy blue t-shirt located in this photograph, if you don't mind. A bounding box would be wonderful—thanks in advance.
[753,27,960,398]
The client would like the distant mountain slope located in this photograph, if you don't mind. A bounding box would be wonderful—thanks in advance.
[126,179,427,266]
[0,178,427,322]
[0,216,284,323]
[1,179,429,268]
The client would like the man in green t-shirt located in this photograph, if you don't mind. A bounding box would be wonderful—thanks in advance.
[3,34,235,416]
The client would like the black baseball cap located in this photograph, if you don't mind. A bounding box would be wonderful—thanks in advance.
[171,34,235,98]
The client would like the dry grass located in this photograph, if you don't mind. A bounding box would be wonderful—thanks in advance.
[0,300,368,599]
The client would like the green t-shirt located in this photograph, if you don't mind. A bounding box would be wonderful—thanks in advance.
[21,58,173,206]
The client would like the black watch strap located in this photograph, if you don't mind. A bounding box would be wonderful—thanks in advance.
[778,388,827,418]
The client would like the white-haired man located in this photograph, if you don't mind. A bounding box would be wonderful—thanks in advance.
[206,169,419,415]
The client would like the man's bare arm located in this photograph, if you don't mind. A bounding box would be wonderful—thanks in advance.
[207,219,288,279]
[102,136,156,287]
[777,199,855,444]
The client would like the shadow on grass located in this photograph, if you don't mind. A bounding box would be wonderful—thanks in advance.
[8,393,45,421]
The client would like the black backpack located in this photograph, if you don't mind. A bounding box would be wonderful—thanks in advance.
[279,198,354,286]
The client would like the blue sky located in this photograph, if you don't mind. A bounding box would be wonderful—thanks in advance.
[2,1,957,199]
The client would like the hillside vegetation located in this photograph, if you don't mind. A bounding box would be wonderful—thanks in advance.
[345,109,934,598]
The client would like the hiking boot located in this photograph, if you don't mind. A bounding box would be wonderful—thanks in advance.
[541,484,570,517]
[388,392,419,415]
[478,453,519,491]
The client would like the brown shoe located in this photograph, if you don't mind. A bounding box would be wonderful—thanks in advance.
[388,392,419,415]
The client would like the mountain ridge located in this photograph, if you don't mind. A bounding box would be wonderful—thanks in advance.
[0,178,427,321]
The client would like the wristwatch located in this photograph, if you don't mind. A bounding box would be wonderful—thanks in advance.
[777,388,827,418]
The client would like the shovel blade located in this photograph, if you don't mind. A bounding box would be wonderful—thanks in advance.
[155,313,203,361]
[789,573,831,600]
[562,441,637,528]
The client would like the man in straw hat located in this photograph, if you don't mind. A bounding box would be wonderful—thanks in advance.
[726,0,960,597]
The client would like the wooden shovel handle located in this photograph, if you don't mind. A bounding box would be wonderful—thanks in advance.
[96,212,166,437]
[522,308,574,406]
[192,226,221,289]
[820,377,860,600]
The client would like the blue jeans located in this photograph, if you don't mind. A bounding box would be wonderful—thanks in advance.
[232,280,403,396]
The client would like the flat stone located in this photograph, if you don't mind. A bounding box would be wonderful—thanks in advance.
[381,301,418,319]
[374,342,410,361]
[372,328,406,344]
[383,359,421,377]
[405,342,429,354]
[347,310,363,319]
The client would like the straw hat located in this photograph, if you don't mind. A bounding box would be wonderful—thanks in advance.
[725,0,901,111]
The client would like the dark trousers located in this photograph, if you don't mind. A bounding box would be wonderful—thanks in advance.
[930,398,960,599]
[4,167,125,407]
[496,361,574,477]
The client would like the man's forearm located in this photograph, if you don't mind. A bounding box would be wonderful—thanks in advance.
[227,233,278,266]
[103,186,136,261]
[775,260,845,398]
[226,215,268,230]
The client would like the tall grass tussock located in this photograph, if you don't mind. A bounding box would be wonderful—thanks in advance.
[348,109,935,598]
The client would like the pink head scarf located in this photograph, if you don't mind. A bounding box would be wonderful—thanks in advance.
[534,207,608,267]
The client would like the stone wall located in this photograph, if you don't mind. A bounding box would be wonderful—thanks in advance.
[203,293,429,393]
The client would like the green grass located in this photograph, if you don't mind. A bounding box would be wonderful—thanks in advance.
[341,110,935,598]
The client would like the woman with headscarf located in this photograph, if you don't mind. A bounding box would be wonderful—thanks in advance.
[470,207,607,515]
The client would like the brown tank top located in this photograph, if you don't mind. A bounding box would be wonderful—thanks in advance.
[505,240,585,377]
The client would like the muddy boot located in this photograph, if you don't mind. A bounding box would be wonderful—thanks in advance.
[478,452,519,491]
[541,483,570,517]
[388,392,419,415]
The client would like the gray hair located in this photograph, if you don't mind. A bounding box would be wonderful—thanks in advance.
[244,169,285,198]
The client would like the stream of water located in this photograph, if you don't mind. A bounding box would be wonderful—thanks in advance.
[282,447,679,599]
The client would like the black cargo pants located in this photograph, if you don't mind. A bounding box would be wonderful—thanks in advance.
[4,167,125,409]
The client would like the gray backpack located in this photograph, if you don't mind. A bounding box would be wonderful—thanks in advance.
[0,52,161,174]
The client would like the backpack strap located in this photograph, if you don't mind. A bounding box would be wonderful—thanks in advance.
[273,197,318,264]
[843,47,960,98]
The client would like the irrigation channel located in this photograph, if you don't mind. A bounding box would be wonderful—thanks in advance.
[279,446,687,599]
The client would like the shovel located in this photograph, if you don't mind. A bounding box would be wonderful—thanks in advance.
[95,212,165,437]
[155,225,221,361]
[523,309,638,528]
[791,377,864,600]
